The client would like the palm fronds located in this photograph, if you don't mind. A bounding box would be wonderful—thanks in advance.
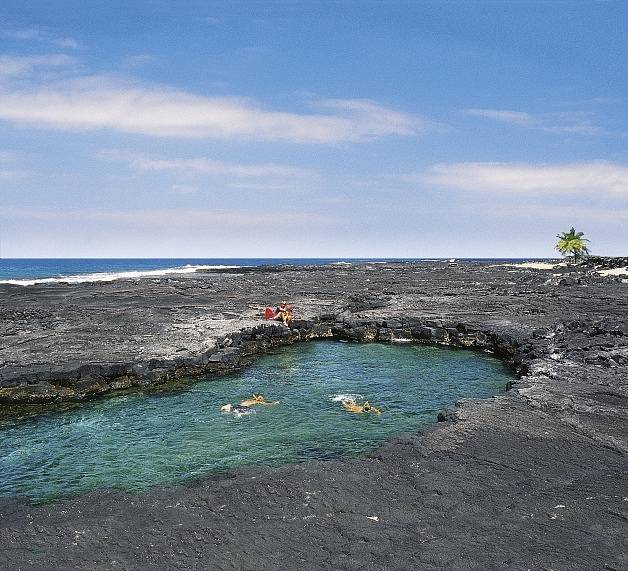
[555,227,590,261]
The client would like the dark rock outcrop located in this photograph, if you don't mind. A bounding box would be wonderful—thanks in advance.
[0,260,626,570]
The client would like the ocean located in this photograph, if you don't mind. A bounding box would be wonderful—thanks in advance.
[0,258,543,286]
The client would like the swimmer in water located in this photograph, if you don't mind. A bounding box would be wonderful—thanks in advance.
[341,399,381,414]
[240,393,280,407]
[220,403,254,415]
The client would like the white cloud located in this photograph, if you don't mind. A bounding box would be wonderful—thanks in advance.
[536,204,628,222]
[465,202,628,223]
[1,28,81,49]
[0,169,30,180]
[1,28,48,41]
[170,184,198,194]
[0,150,30,179]
[227,182,299,192]
[464,108,606,135]
[0,75,424,143]
[2,206,334,227]
[317,98,431,137]
[54,38,81,50]
[100,150,312,178]
[0,54,77,77]
[120,54,154,69]
[422,161,628,196]
[465,108,536,127]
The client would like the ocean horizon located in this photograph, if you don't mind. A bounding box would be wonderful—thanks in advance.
[0,257,554,285]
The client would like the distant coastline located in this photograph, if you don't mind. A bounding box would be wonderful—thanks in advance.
[0,257,556,285]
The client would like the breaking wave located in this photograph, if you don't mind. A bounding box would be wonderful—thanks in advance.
[0,264,240,286]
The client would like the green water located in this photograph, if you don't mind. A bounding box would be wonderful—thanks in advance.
[0,342,512,502]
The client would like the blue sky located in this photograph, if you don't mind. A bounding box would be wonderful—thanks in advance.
[0,0,626,258]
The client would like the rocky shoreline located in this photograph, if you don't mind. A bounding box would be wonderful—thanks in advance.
[0,261,626,570]
[0,315,524,405]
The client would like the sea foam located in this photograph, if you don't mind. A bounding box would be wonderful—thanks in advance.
[0,264,240,286]
[330,393,363,402]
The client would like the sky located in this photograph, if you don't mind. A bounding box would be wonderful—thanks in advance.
[0,0,626,258]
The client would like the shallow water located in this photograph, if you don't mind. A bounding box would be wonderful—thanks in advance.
[0,342,512,502]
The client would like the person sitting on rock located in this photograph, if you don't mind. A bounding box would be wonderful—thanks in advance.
[341,399,381,414]
[240,393,280,407]
[275,301,294,328]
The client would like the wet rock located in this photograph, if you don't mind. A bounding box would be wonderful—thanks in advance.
[411,325,432,339]
[383,318,402,329]
[436,409,460,423]
[377,327,393,341]
[430,326,448,340]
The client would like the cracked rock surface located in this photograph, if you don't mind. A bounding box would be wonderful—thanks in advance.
[0,261,626,570]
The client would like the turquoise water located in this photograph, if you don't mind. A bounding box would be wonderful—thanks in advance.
[0,342,512,502]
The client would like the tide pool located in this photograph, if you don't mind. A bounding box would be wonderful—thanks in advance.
[0,342,512,502]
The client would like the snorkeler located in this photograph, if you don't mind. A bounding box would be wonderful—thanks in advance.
[220,403,255,416]
[240,393,280,407]
[341,399,382,414]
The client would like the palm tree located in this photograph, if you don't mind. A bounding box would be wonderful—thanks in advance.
[555,227,590,262]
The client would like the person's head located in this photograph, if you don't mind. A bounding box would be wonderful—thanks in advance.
[363,401,371,411]
[280,301,287,308]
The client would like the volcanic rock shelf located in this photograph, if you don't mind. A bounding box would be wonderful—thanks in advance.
[0,261,626,570]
